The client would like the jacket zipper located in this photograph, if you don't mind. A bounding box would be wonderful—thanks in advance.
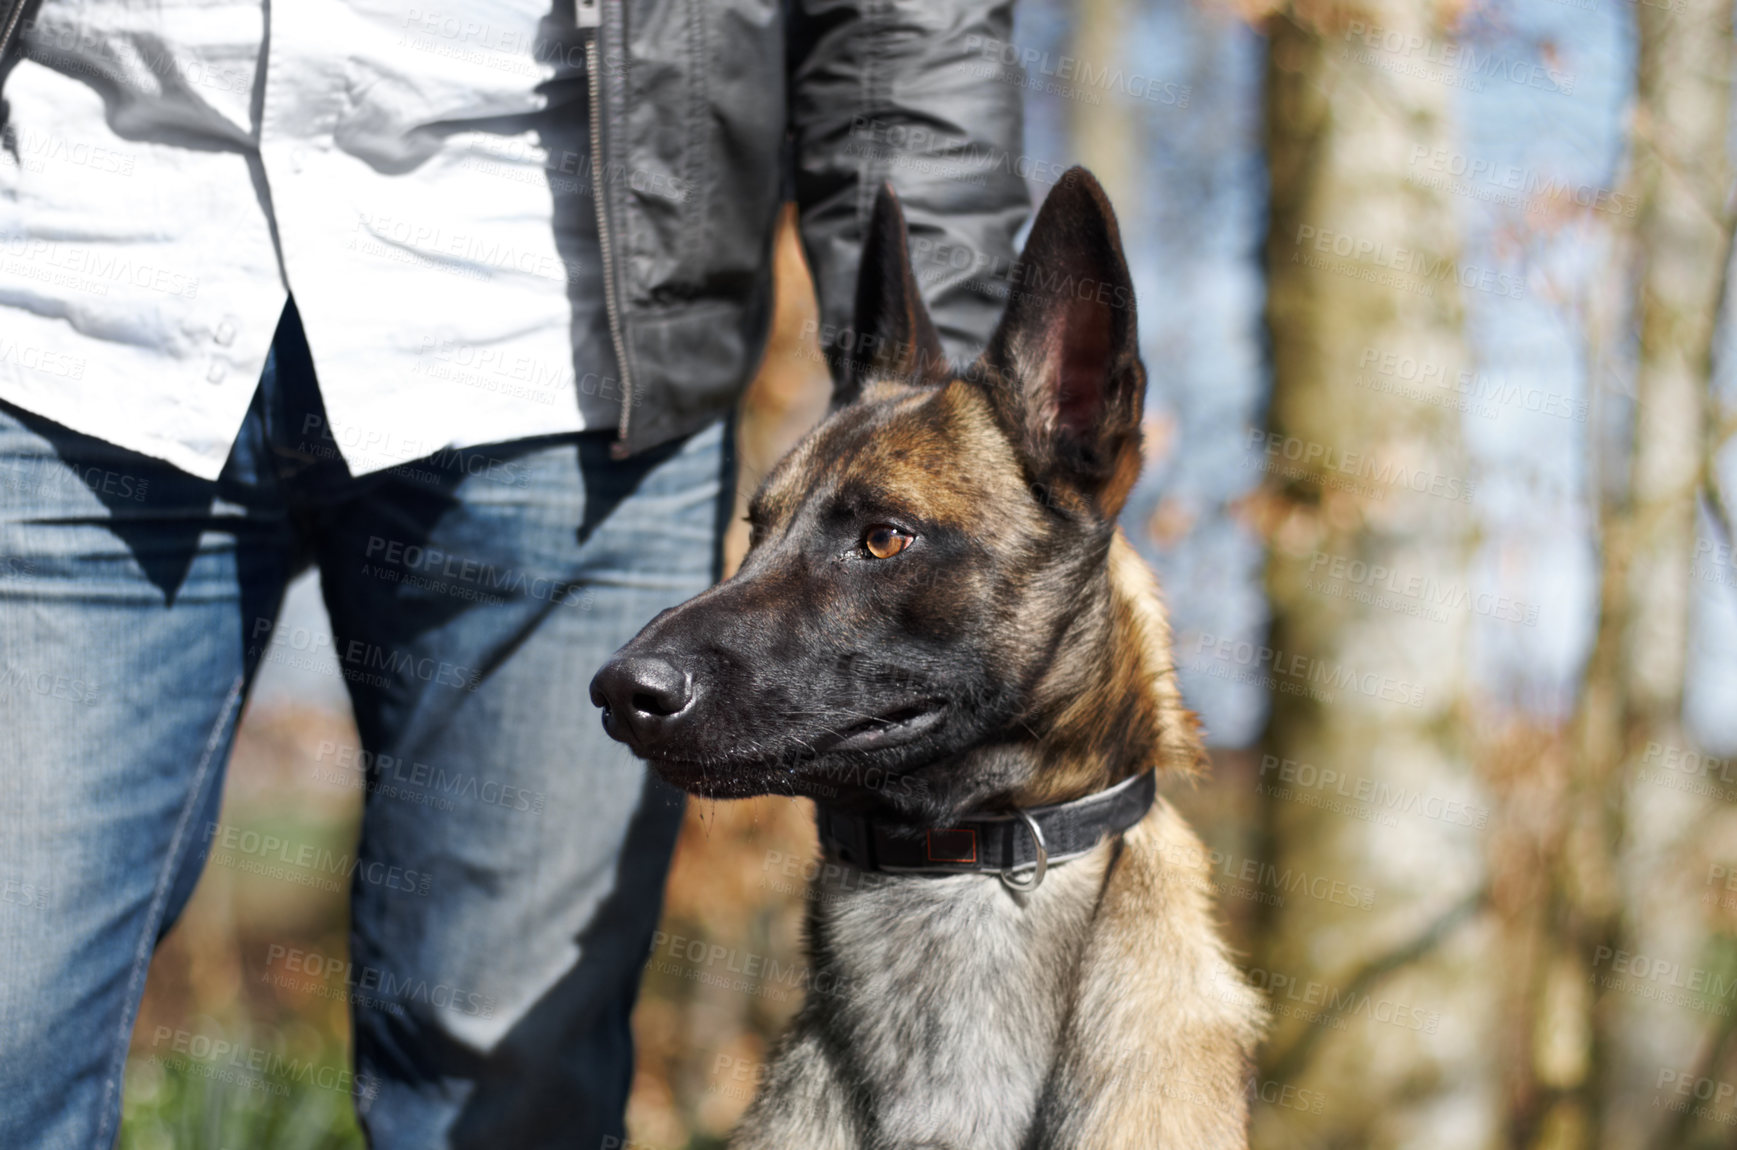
[0,0,26,64]
[578,0,635,455]
[0,0,29,114]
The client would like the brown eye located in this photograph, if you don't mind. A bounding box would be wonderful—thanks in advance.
[863,525,912,559]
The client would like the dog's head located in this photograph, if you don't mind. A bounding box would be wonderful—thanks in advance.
[591,167,1153,821]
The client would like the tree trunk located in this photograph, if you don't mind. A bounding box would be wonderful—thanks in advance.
[1254,3,1487,1146]
[1536,2,1732,1147]
[1071,0,1137,208]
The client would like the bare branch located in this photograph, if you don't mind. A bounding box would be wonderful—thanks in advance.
[1262,885,1487,1085]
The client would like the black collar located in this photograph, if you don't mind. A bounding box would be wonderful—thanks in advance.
[814,771,1157,890]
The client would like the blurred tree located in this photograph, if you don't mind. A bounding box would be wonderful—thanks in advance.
[1072,0,1137,208]
[1520,1,1735,1147]
[1252,1,1489,1147]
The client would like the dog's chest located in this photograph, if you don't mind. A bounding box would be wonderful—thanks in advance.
[811,844,1111,1150]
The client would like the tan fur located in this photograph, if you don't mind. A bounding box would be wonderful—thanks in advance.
[1009,532,1204,809]
[1024,534,1263,1147]
[1030,803,1267,1147]
[1108,530,1211,781]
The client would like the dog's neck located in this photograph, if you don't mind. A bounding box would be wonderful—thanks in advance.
[798,836,1118,1148]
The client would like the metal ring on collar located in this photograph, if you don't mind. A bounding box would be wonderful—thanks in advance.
[999,808,1048,892]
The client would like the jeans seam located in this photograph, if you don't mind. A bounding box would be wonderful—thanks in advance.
[94,671,245,1146]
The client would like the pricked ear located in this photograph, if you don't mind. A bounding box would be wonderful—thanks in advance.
[976,167,1145,518]
[833,184,946,409]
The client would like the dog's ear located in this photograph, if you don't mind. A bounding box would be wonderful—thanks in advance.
[833,184,946,409]
[977,167,1144,518]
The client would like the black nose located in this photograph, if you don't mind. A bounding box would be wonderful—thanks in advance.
[589,655,694,752]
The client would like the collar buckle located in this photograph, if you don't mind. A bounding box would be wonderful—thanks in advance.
[998,808,1049,892]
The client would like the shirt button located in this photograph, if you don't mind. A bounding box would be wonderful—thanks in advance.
[207,361,228,384]
[215,318,237,346]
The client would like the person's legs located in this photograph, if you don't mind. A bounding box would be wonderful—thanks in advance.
[308,417,733,1147]
[0,389,299,1148]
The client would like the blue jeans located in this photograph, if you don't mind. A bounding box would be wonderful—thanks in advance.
[0,304,731,1148]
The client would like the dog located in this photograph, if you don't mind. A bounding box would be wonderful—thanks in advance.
[591,167,1264,1150]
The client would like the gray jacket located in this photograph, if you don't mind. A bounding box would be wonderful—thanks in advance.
[577,0,1030,456]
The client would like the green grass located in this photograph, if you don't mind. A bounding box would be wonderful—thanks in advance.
[120,1026,365,1150]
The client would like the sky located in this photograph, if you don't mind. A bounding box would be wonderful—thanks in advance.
[1013,0,1737,751]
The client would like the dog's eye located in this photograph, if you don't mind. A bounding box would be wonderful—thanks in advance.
[862,525,913,559]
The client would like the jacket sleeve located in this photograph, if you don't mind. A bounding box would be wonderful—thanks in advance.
[787,0,1031,382]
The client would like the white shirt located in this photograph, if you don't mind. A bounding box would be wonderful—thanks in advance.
[0,0,619,481]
